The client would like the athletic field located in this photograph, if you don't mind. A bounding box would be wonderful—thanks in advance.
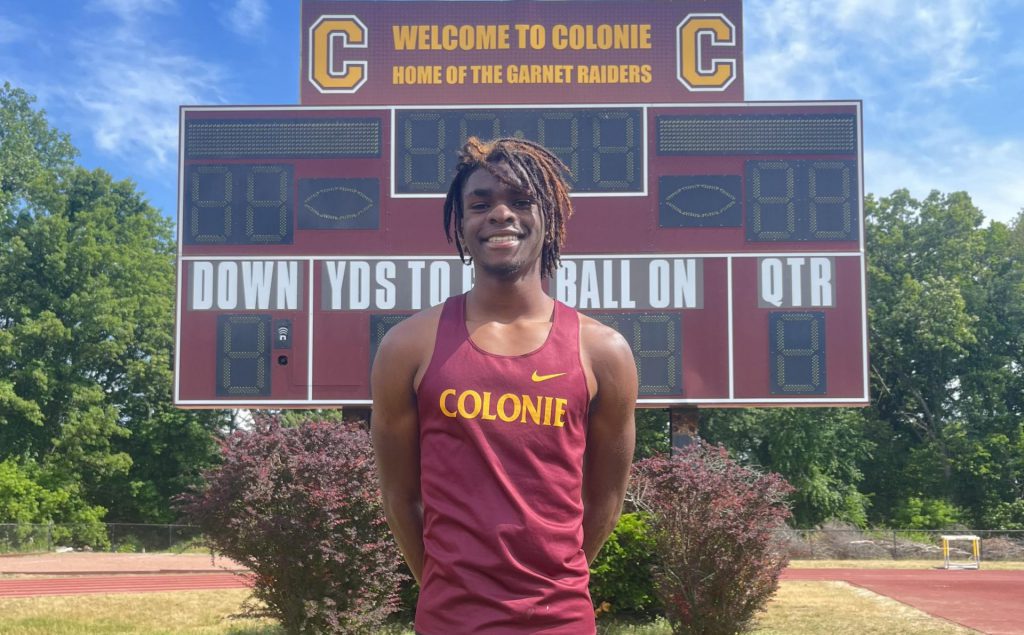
[2,554,1021,634]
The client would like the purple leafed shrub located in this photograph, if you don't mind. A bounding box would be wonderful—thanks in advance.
[630,441,794,635]
[178,417,405,634]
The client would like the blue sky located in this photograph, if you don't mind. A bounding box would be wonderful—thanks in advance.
[2,0,1022,226]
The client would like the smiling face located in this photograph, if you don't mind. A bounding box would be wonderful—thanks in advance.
[460,163,545,280]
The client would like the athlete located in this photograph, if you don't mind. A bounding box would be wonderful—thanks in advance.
[371,137,637,634]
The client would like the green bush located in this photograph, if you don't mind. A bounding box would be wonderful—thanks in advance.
[893,497,963,529]
[984,499,1024,530]
[590,513,661,621]
[0,458,109,550]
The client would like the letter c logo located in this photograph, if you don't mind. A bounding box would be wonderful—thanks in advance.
[309,15,368,94]
[677,13,737,92]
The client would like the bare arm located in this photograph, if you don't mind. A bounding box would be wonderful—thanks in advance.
[581,322,638,565]
[370,325,426,583]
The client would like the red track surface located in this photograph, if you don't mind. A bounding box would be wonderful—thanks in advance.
[2,564,1021,635]
[782,568,1024,635]
[0,573,250,598]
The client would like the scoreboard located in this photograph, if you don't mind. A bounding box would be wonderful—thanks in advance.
[174,1,868,408]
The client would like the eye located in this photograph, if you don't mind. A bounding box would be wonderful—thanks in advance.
[468,201,489,213]
[514,198,534,209]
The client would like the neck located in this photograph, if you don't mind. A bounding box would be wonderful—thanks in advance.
[466,268,553,322]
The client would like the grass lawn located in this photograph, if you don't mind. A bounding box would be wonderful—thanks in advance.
[749,581,974,635]
[0,580,982,635]
[0,589,280,635]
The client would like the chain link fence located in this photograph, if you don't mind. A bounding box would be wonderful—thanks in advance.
[3,523,1023,561]
[0,523,203,554]
[778,528,1024,561]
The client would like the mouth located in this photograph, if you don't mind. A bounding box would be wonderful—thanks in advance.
[484,233,523,245]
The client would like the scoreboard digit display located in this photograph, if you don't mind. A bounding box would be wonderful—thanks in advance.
[175,0,869,408]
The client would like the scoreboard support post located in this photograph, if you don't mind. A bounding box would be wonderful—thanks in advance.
[343,407,372,425]
[670,407,700,453]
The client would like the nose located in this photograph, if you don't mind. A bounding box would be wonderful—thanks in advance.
[488,201,515,223]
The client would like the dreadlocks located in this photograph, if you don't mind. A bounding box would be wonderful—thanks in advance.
[443,137,574,279]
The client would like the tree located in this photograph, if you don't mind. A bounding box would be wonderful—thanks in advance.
[0,84,224,523]
[703,408,873,527]
[633,409,670,460]
[0,82,76,214]
[864,190,1024,526]
[0,457,108,547]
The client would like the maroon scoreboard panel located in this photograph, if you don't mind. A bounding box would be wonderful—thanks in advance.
[299,0,745,106]
[175,101,868,407]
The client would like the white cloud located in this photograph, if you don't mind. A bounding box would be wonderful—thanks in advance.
[87,0,176,22]
[69,32,225,172]
[744,0,1022,224]
[221,0,268,38]
[866,128,1024,225]
[744,0,998,99]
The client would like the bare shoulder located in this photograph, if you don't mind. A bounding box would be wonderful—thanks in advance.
[579,313,634,369]
[372,303,445,391]
[378,303,444,355]
[578,313,637,400]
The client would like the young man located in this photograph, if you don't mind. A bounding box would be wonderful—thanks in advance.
[371,137,637,634]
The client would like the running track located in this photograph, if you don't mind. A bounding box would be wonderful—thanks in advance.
[0,573,249,598]
[782,568,1024,635]
[2,569,1022,634]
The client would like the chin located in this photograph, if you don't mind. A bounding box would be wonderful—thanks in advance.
[478,259,530,279]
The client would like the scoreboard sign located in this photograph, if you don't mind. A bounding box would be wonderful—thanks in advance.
[174,1,869,408]
[300,0,744,105]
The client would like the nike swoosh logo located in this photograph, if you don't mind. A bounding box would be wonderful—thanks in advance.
[531,371,566,382]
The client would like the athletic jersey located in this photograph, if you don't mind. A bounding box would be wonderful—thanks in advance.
[415,293,595,635]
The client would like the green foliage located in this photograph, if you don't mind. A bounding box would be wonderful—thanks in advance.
[272,409,348,428]
[864,190,1024,527]
[590,513,661,621]
[0,84,224,523]
[634,409,670,460]
[703,408,873,527]
[892,497,963,530]
[983,499,1024,530]
[0,82,76,213]
[0,458,109,548]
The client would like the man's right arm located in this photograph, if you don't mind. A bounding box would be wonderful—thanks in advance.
[370,324,425,583]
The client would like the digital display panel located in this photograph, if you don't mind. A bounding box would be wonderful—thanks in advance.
[185,165,294,245]
[394,108,643,194]
[175,1,867,409]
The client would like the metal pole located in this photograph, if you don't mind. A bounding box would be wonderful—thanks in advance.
[343,407,372,427]
[669,407,699,455]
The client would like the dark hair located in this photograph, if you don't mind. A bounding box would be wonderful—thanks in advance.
[443,137,574,278]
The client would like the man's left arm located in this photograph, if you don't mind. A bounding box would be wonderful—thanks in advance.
[581,324,638,565]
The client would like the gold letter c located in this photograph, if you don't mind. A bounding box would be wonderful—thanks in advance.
[309,15,368,94]
[677,14,736,92]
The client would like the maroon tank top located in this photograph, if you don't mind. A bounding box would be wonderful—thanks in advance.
[415,293,594,635]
